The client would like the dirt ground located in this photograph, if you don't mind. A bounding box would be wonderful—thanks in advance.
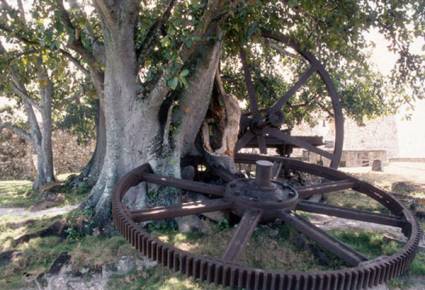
[341,161,425,186]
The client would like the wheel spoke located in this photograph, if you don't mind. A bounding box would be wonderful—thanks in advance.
[278,211,368,266]
[210,167,238,183]
[222,209,262,262]
[130,199,232,222]
[240,48,259,115]
[269,65,317,114]
[142,172,225,196]
[265,127,333,159]
[235,130,255,152]
[272,161,283,179]
[257,133,267,154]
[296,179,355,198]
[296,201,407,228]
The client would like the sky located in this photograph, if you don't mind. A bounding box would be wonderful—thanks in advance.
[364,29,425,158]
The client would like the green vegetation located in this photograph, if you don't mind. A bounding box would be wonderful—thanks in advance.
[107,267,230,290]
[0,208,424,289]
[0,180,33,208]
[0,176,90,209]
[331,230,400,258]
[0,177,424,289]
[324,188,392,213]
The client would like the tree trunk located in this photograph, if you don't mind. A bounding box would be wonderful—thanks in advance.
[84,1,223,226]
[78,99,106,185]
[32,65,55,190]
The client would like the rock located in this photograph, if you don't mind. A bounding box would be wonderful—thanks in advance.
[201,211,226,223]
[176,215,204,233]
[185,194,226,222]
[369,284,389,290]
[391,182,419,193]
[116,256,136,275]
[40,182,63,193]
[372,160,383,171]
[135,256,157,271]
[30,192,65,211]
[48,252,71,275]
[0,250,15,267]
[30,200,59,211]
[36,254,158,290]
[268,229,279,238]
[308,194,323,203]
[13,219,68,245]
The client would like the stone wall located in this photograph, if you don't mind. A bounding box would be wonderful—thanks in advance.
[0,129,94,180]
[0,130,33,180]
[292,114,399,167]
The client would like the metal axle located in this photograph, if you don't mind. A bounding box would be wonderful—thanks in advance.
[255,160,273,188]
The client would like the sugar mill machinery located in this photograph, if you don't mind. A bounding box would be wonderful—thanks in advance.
[112,29,420,289]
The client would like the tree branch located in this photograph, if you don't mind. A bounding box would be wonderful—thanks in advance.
[0,122,32,142]
[60,49,90,75]
[16,0,25,22]
[0,0,12,10]
[146,0,227,107]
[136,0,176,64]
[0,40,43,141]
[55,0,99,70]
[10,80,42,112]
[92,0,116,30]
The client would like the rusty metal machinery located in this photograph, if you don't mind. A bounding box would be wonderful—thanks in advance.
[234,30,344,168]
[112,153,420,290]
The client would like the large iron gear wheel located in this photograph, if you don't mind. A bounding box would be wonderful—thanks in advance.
[112,154,420,290]
[234,30,344,169]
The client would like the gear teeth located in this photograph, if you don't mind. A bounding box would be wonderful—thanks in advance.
[112,161,421,290]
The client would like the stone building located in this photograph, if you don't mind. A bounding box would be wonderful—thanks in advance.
[292,104,425,167]
[0,129,94,180]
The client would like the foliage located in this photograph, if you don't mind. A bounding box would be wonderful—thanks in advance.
[332,229,400,257]
[1,0,423,137]
[0,1,98,144]
[0,179,33,208]
[64,208,96,241]
[220,0,424,125]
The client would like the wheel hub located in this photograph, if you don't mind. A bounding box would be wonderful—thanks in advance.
[112,154,420,290]
[224,160,298,221]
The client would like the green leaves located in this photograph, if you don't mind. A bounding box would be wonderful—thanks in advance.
[167,77,179,90]
[166,69,190,90]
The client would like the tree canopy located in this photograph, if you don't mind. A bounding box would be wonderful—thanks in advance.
[0,0,423,221]
[1,0,423,125]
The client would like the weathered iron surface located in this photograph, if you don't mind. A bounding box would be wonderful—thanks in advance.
[235,30,344,168]
[112,154,420,290]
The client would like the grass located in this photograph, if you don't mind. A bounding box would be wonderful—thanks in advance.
[324,189,389,213]
[0,172,424,289]
[0,174,89,209]
[331,230,400,258]
[146,219,333,272]
[0,209,423,290]
[107,267,230,290]
[0,180,34,208]
[0,212,230,290]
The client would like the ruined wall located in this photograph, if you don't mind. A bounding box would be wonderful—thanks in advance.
[343,116,399,159]
[0,129,94,180]
[291,114,400,166]
[0,130,33,179]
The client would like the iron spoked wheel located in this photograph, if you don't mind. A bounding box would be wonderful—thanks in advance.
[233,30,344,169]
[112,155,420,290]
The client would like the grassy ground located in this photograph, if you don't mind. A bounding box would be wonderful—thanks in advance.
[0,210,423,290]
[0,180,34,208]
[0,174,89,209]
[0,164,424,289]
